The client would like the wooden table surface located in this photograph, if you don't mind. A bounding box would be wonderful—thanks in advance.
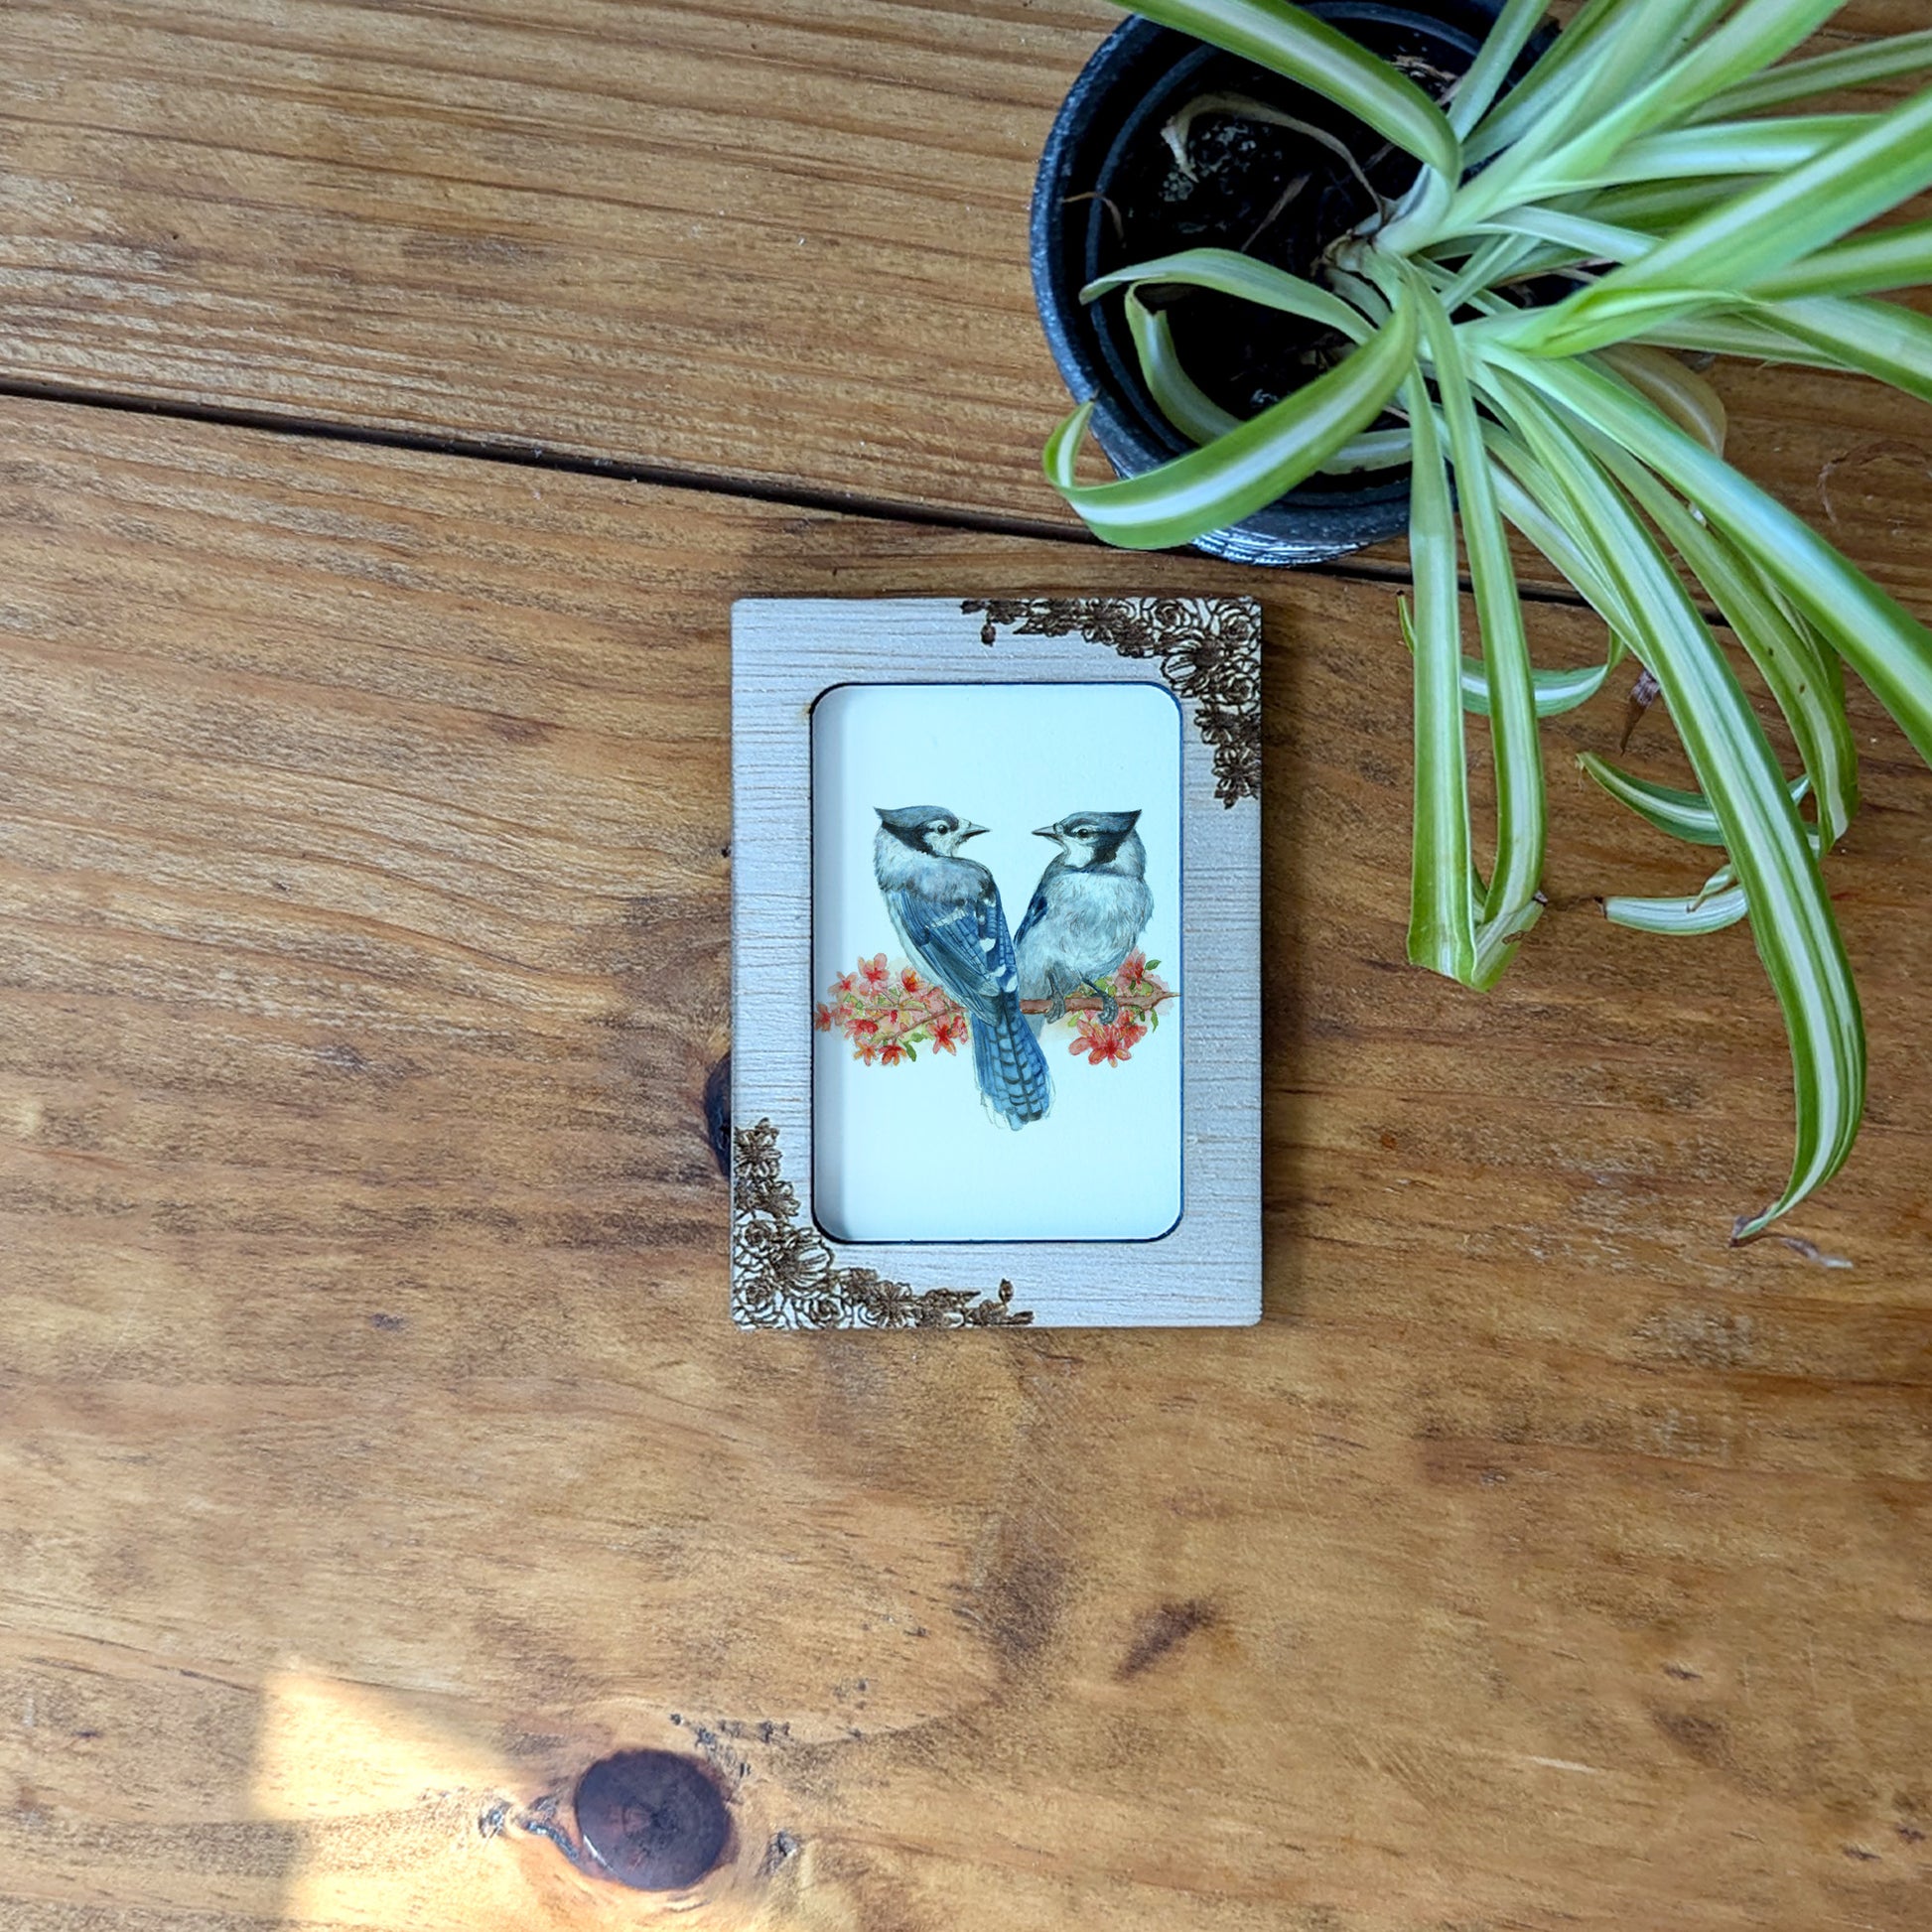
[2,5,1928,1929]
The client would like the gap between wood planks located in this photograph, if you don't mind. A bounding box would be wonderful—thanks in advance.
[0,372,1640,618]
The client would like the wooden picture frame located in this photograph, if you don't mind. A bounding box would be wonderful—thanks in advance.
[731,596,1261,1328]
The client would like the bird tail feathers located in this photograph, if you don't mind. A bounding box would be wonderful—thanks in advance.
[972,996,1052,1129]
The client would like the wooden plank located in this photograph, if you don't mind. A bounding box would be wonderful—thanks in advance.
[5,1,1932,610]
[0,0,1087,511]
[0,396,1929,1930]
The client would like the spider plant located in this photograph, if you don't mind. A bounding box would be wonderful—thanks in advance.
[1045,0,1932,1240]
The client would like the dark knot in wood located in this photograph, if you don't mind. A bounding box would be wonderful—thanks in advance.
[704,1053,732,1179]
[573,1750,730,1890]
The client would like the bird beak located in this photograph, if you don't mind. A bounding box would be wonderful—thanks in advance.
[1032,824,1058,840]
[957,821,988,842]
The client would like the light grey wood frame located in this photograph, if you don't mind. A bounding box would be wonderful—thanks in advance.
[731,597,1261,1329]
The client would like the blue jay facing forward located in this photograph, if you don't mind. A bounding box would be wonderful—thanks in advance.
[874,805,1052,1129]
[1016,810,1154,1028]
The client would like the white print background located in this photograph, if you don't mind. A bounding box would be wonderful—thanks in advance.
[811,681,1182,1242]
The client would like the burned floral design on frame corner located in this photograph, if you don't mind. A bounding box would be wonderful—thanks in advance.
[964,596,1260,805]
[731,1118,1034,1329]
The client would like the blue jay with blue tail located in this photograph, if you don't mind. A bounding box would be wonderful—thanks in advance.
[874,805,1052,1129]
[1016,810,1154,1029]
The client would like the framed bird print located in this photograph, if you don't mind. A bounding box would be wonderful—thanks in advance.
[731,596,1261,1329]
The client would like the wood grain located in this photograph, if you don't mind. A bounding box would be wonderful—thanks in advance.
[5,1,1932,611]
[1,396,1929,1929]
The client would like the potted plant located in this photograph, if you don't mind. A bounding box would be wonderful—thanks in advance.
[1035,0,1549,565]
[1035,0,1932,1240]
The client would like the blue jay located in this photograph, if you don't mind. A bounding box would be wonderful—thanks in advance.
[1016,810,1154,1027]
[873,805,1052,1129]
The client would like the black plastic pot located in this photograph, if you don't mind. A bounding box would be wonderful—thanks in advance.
[1031,1,1535,567]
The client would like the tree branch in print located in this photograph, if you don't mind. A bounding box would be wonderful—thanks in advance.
[816,951,1175,1068]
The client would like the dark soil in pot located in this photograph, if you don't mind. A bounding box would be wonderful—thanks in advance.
[1032,1,1547,566]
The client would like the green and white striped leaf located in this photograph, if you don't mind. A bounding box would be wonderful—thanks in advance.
[1442,645,1623,720]
[1752,219,1932,300]
[1318,427,1415,473]
[1605,880,1748,934]
[1446,0,1550,137]
[1631,311,1852,372]
[1399,368,1478,985]
[1463,0,1632,162]
[1486,432,1639,625]
[1526,115,1872,201]
[1458,0,1838,224]
[1585,114,1871,186]
[1120,292,1421,475]
[1583,177,1764,230]
[1595,345,1727,455]
[1581,753,1811,846]
[1591,436,1860,842]
[1758,293,1932,406]
[1119,0,1459,179]
[1122,293,1242,444]
[1477,359,1863,1241]
[1082,247,1371,342]
[1512,351,1932,765]
[1043,299,1417,550]
[1468,206,1648,267]
[1605,823,1817,933]
[1691,27,1932,119]
[1465,0,1728,168]
[1414,276,1544,973]
[1513,86,1932,354]
[1502,288,1735,359]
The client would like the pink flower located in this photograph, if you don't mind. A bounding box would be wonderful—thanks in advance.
[820,953,976,1066]
[1116,951,1148,990]
[1071,1018,1146,1066]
